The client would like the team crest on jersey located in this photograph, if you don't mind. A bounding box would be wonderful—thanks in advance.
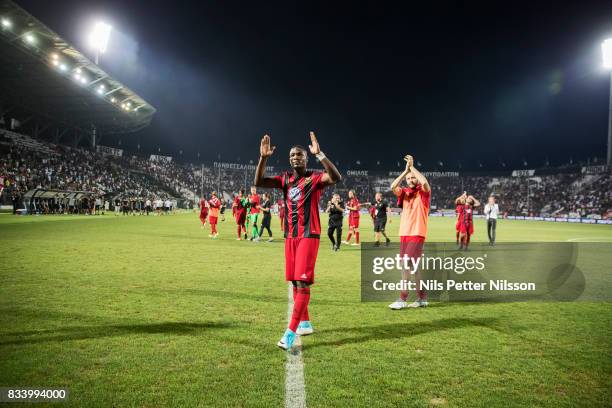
[289,186,302,202]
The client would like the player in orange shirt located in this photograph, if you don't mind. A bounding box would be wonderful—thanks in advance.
[389,154,431,310]
[208,191,221,238]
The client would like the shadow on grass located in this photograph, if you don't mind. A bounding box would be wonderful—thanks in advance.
[156,287,350,306]
[0,321,233,346]
[304,317,501,349]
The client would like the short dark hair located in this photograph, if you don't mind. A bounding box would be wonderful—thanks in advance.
[290,145,307,153]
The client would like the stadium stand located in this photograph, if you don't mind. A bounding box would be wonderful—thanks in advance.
[1,130,611,219]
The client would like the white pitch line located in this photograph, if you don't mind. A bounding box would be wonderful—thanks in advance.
[566,237,612,242]
[285,284,307,408]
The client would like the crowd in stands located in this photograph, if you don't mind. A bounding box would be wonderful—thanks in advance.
[1,131,183,214]
[421,173,612,218]
[1,130,611,218]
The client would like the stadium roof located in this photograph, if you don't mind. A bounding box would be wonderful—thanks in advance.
[0,0,156,135]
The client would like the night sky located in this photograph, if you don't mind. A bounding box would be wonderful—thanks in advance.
[17,0,612,170]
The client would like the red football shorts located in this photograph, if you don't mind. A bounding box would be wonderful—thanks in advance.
[349,215,360,228]
[199,212,208,224]
[459,222,474,235]
[209,216,218,225]
[400,235,425,259]
[234,211,246,225]
[284,237,320,284]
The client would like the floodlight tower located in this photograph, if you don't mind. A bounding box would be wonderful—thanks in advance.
[89,22,112,64]
[602,39,612,166]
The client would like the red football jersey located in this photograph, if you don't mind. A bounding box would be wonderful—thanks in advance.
[272,171,327,238]
[249,194,261,214]
[199,199,208,213]
[456,204,464,222]
[208,197,220,209]
[463,204,473,225]
[233,196,246,214]
[277,199,285,218]
[348,197,360,218]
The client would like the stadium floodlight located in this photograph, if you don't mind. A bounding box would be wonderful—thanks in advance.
[80,76,87,84]
[59,63,67,71]
[602,39,612,69]
[1,18,11,28]
[604,38,612,165]
[97,85,105,95]
[111,97,116,103]
[24,33,35,44]
[52,59,59,66]
[88,22,112,64]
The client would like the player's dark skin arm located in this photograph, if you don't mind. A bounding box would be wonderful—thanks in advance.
[254,134,280,188]
[255,132,341,187]
[307,131,342,185]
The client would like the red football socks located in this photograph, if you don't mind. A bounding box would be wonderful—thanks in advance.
[289,287,311,332]
[293,286,309,322]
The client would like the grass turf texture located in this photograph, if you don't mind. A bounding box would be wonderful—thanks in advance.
[0,213,610,407]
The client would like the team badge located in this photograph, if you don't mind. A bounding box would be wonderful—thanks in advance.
[289,186,302,202]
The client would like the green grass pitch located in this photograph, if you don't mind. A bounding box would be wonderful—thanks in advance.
[0,213,610,407]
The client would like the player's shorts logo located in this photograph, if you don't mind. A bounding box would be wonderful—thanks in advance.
[289,187,301,202]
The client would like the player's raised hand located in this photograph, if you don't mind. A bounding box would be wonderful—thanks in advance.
[308,131,321,155]
[260,134,275,157]
[404,155,414,171]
